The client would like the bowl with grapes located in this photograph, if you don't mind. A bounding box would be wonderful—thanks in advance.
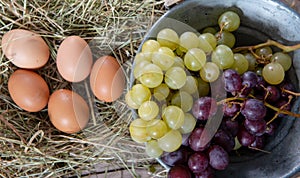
[127,0,300,177]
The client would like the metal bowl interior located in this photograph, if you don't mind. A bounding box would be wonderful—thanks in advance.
[131,0,300,177]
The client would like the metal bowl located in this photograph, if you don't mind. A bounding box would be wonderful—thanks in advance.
[132,0,300,177]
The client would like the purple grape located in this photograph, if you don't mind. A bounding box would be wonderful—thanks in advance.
[189,127,210,152]
[224,118,239,137]
[194,166,214,178]
[188,152,209,173]
[250,136,265,149]
[265,123,276,135]
[168,165,192,178]
[241,99,266,121]
[160,146,190,167]
[222,69,242,93]
[237,86,252,98]
[213,129,235,152]
[242,71,258,88]
[276,99,292,117]
[208,145,229,170]
[223,102,240,117]
[280,81,295,98]
[255,76,267,91]
[237,126,255,147]
[192,97,218,121]
[265,86,280,102]
[244,119,267,136]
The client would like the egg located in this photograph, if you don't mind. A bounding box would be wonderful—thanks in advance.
[90,55,125,102]
[8,69,50,112]
[1,29,50,69]
[48,89,89,134]
[56,36,93,82]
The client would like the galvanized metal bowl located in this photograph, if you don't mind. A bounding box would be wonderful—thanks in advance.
[132,0,300,177]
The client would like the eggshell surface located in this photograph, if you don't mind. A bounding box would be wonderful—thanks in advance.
[48,89,89,134]
[8,69,50,112]
[56,36,93,82]
[90,56,125,102]
[1,29,50,69]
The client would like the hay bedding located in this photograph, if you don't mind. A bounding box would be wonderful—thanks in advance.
[0,0,168,177]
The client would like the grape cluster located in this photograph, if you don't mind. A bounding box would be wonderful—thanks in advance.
[126,10,298,178]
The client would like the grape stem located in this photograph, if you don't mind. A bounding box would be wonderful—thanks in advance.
[233,39,300,53]
[266,95,293,125]
[281,88,300,96]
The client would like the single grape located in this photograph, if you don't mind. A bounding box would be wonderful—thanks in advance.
[160,146,190,166]
[138,63,163,88]
[223,118,239,137]
[167,165,192,178]
[194,166,214,178]
[157,28,179,50]
[181,75,199,95]
[192,97,218,121]
[133,60,151,79]
[171,91,194,112]
[208,145,229,170]
[165,66,187,89]
[158,129,182,152]
[125,91,139,109]
[198,77,210,97]
[250,136,265,149]
[141,39,160,53]
[223,102,240,117]
[134,52,152,63]
[138,100,159,121]
[200,62,220,82]
[213,129,235,152]
[265,85,280,102]
[129,118,150,143]
[212,45,234,69]
[280,81,295,98]
[162,105,185,130]
[237,126,255,147]
[242,71,258,88]
[215,31,236,48]
[184,48,207,71]
[255,46,272,59]
[152,47,175,71]
[188,127,211,151]
[271,52,292,71]
[255,66,263,76]
[241,99,267,121]
[188,152,209,173]
[172,56,185,68]
[202,27,218,34]
[199,33,217,52]
[265,123,276,135]
[222,69,242,93]
[130,84,151,107]
[244,53,257,71]
[231,53,249,74]
[146,119,168,139]
[244,119,267,136]
[179,113,197,134]
[254,75,267,91]
[262,62,285,85]
[146,140,163,158]
[179,31,200,52]
[218,11,240,32]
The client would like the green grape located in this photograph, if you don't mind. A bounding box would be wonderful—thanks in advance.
[153,83,170,101]
[197,77,210,97]
[200,62,220,82]
[231,53,249,74]
[199,33,217,52]
[233,136,242,150]
[146,140,163,158]
[179,31,200,52]
[133,60,151,79]
[165,67,187,89]
[162,105,185,129]
[138,101,159,121]
[146,119,168,139]
[184,48,207,71]
[255,46,272,59]
[157,129,182,152]
[157,28,179,50]
[181,75,198,95]
[134,52,152,64]
[215,31,236,48]
[171,91,193,112]
[244,53,257,71]
[130,84,151,106]
[271,52,292,71]
[262,62,285,85]
[141,39,160,53]
[202,27,218,34]
[211,44,234,69]
[125,91,139,109]
[138,63,163,88]
[179,113,196,134]
[129,118,150,143]
[218,11,240,32]
[172,56,185,68]
[255,66,263,76]
[152,47,175,71]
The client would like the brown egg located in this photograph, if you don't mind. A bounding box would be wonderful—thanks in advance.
[90,55,125,102]
[48,89,89,134]
[1,29,50,69]
[8,69,50,112]
[56,36,93,82]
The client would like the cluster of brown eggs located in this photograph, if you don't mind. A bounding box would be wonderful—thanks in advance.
[2,29,125,134]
